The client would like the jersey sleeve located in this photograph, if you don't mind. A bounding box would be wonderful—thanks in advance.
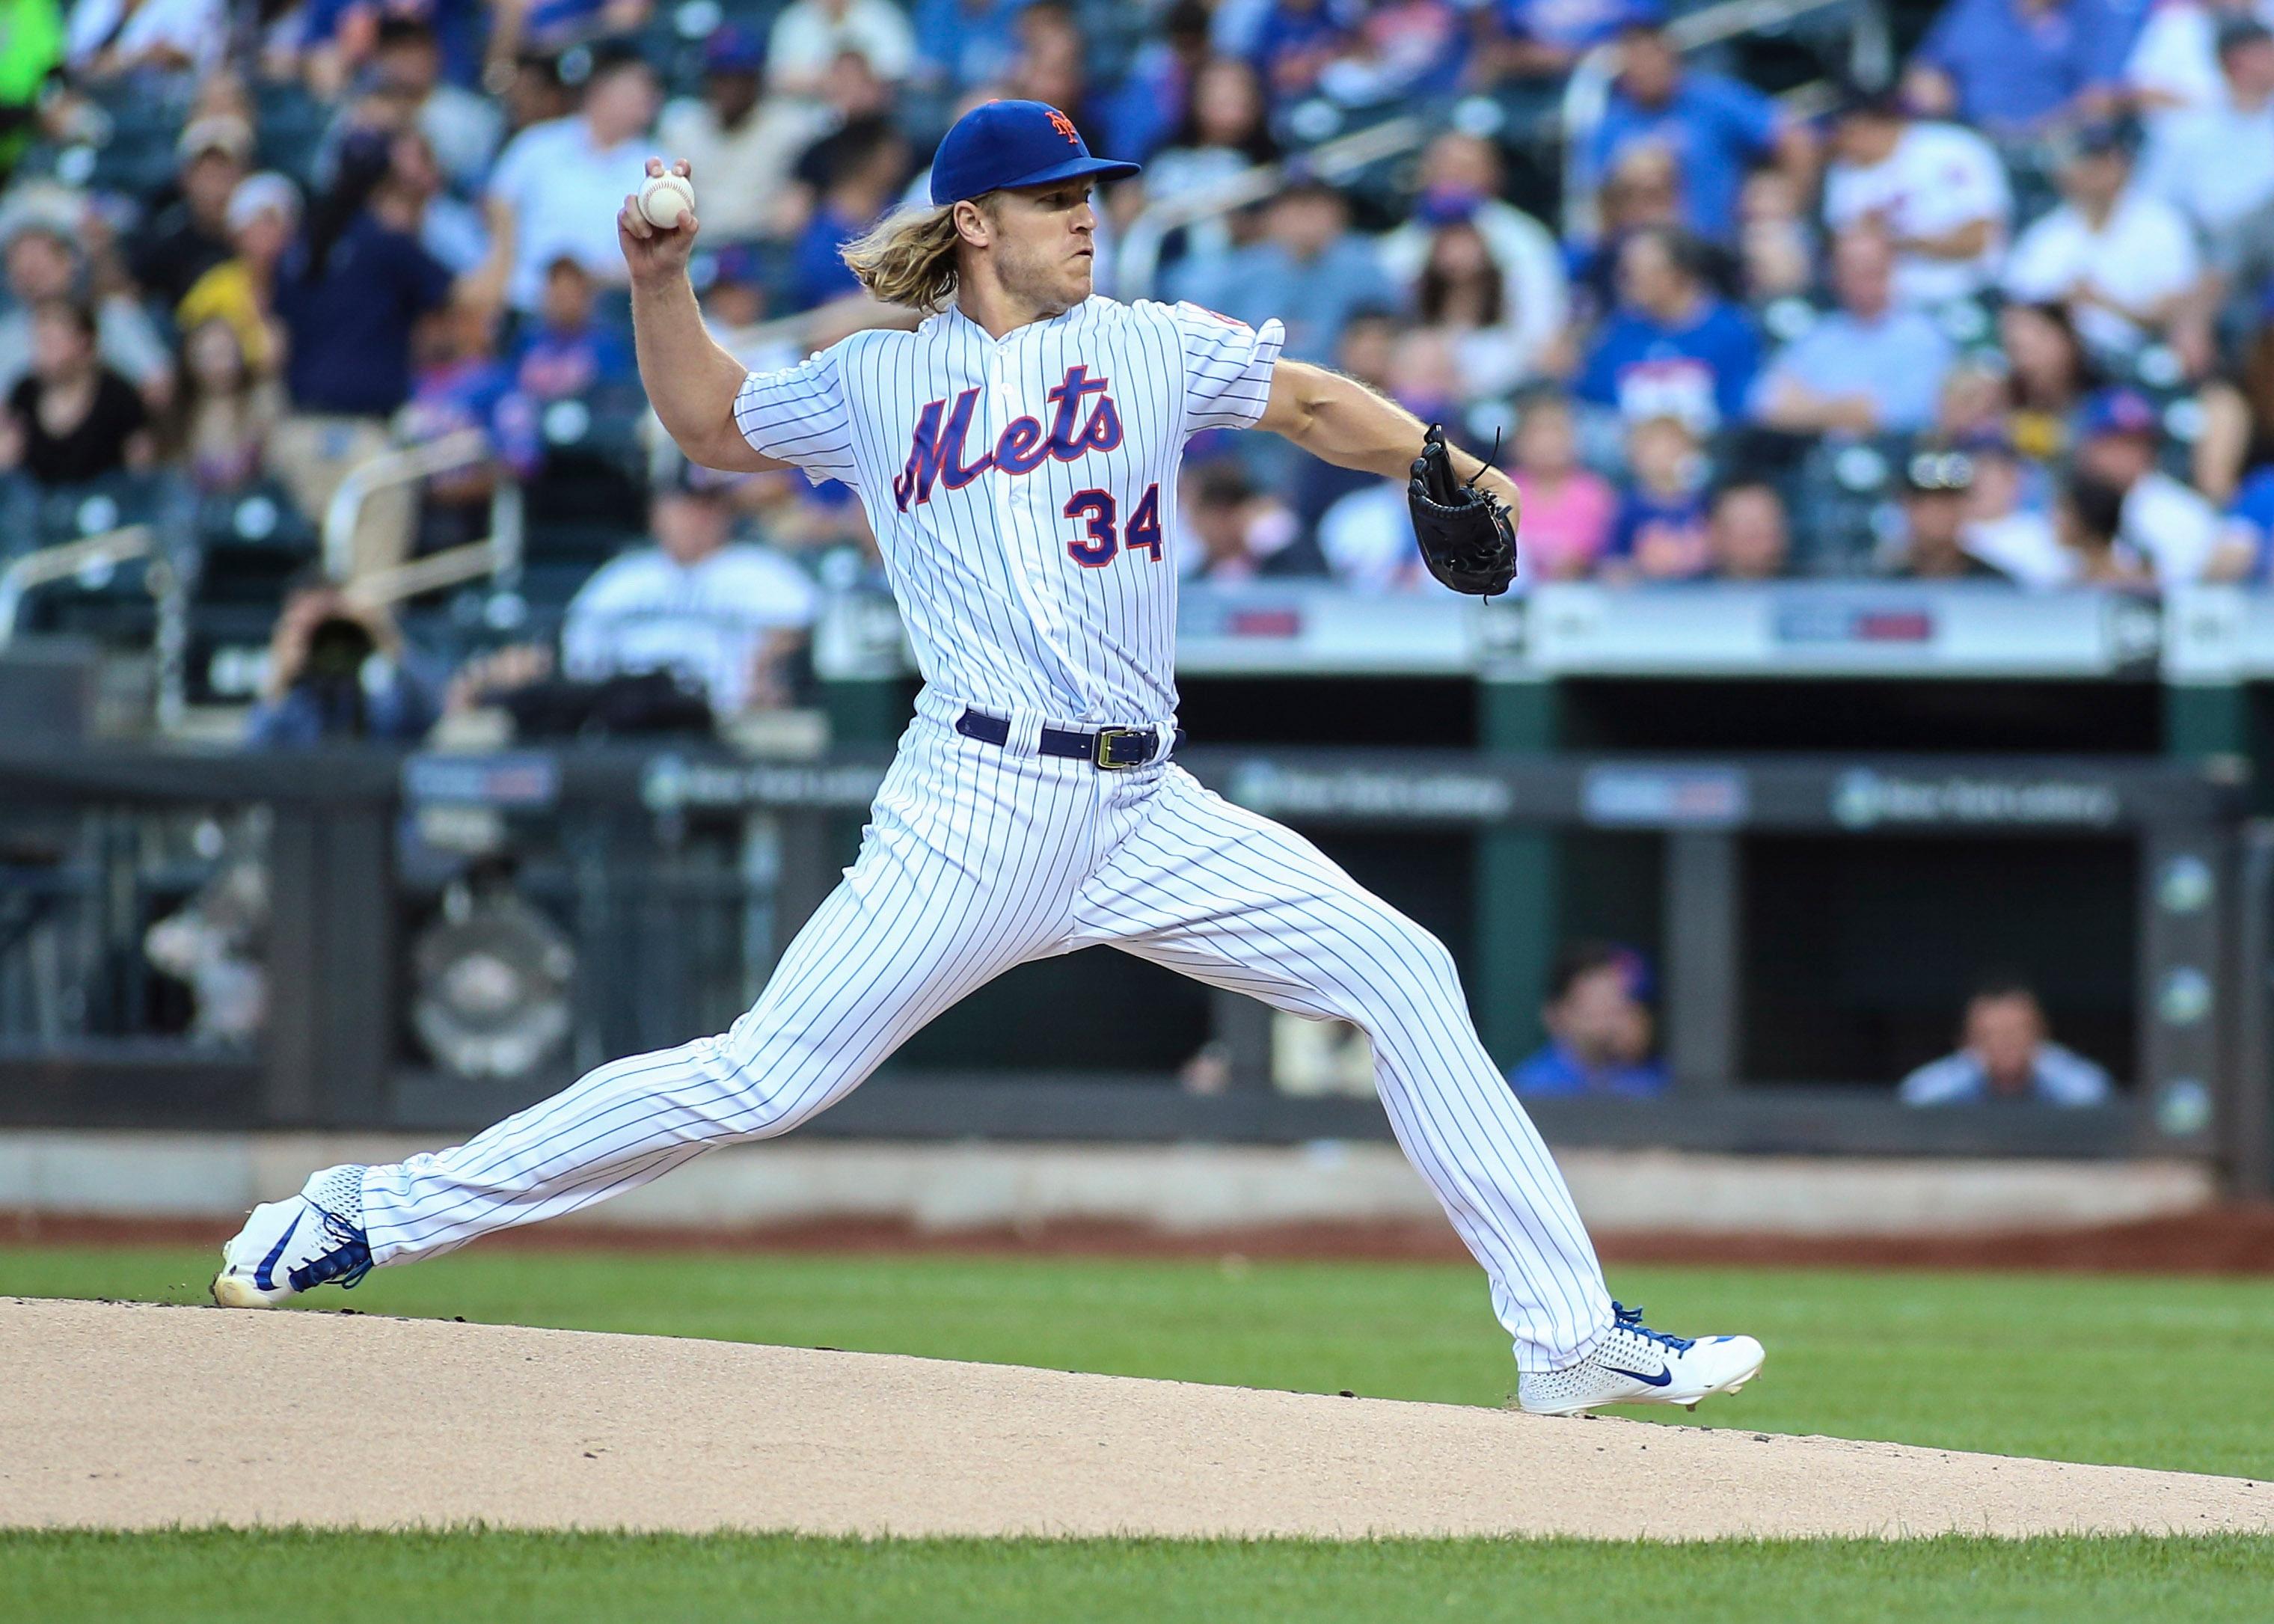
[1170,301,1286,435]
[732,345,862,485]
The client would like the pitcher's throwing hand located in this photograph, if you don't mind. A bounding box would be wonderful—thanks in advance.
[619,156,697,278]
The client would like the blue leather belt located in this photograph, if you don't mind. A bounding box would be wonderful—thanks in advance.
[954,708,1181,770]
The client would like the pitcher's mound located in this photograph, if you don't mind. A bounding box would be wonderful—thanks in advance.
[4,1297,2266,1540]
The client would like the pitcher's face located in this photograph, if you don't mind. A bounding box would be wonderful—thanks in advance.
[979,180,1099,315]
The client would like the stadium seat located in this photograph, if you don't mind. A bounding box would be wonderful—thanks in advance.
[19,471,176,551]
[180,482,322,705]
[3,472,184,646]
[523,390,652,534]
[252,80,334,189]
[515,390,652,612]
[1788,434,1913,577]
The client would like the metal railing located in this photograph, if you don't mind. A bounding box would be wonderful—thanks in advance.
[0,525,156,651]
[343,484,527,613]
[319,428,510,583]
[1559,0,1888,239]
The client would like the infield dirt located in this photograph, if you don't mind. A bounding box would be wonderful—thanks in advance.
[4,1296,2269,1540]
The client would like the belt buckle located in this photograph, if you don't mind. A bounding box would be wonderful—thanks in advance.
[1092,726,1149,770]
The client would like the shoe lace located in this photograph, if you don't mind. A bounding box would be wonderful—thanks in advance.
[301,1210,373,1291]
[1611,1302,1693,1355]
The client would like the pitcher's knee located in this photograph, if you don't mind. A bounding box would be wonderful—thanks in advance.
[1315,905,1467,1029]
[704,1032,868,1143]
[1376,910,1462,990]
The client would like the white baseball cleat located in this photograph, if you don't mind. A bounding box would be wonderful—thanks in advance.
[1516,1302,1765,1416]
[210,1165,373,1308]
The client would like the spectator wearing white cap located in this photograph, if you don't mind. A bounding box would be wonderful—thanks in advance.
[176,174,301,379]
[2005,119,2203,362]
[1820,84,2009,308]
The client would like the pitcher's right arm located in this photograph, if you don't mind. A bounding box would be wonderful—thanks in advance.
[620,157,788,474]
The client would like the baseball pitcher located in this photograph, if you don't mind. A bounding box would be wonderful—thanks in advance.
[215,101,1762,1415]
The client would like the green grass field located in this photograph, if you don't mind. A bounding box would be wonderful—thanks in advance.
[6,1243,2273,1621]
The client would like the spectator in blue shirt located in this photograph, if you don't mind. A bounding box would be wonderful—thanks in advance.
[1753,227,1955,435]
[1604,413,1713,578]
[513,255,633,405]
[296,0,488,93]
[2210,462,2274,577]
[1094,1,1216,161]
[1509,941,1670,1098]
[1906,0,2133,135]
[1575,224,1759,431]
[273,135,455,420]
[1898,979,2113,1105]
[1586,9,1809,242]
[1171,177,1396,363]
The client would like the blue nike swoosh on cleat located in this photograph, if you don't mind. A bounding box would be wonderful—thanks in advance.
[1602,1364,1673,1387]
[254,1208,301,1291]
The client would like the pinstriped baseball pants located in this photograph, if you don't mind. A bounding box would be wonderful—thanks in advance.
[361,700,1615,1371]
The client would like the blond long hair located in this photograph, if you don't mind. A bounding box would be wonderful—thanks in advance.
[841,200,988,311]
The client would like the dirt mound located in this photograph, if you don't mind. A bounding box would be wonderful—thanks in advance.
[4,1298,2267,1541]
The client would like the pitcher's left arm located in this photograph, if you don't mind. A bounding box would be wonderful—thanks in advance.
[1256,359,1521,524]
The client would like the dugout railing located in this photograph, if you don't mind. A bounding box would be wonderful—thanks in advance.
[0,741,2257,1189]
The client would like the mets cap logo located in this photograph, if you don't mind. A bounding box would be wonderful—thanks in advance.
[1045,106,1080,145]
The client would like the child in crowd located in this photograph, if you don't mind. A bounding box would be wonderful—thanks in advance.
[163,316,278,494]
[1960,436,2071,586]
[512,255,632,405]
[1507,392,1616,580]
[1602,411,1711,580]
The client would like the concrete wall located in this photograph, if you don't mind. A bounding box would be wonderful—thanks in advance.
[0,1130,2218,1237]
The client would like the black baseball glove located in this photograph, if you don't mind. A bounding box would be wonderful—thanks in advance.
[1407,423,1517,596]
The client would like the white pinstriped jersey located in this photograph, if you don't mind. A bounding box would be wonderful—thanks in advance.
[732,297,1285,726]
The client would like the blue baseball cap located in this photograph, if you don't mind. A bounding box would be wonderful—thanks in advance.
[928,99,1139,207]
[704,25,762,75]
[2079,386,2160,441]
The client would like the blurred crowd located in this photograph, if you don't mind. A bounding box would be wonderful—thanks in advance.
[18,0,2274,742]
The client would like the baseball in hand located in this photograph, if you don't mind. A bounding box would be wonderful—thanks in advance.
[639,171,696,230]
